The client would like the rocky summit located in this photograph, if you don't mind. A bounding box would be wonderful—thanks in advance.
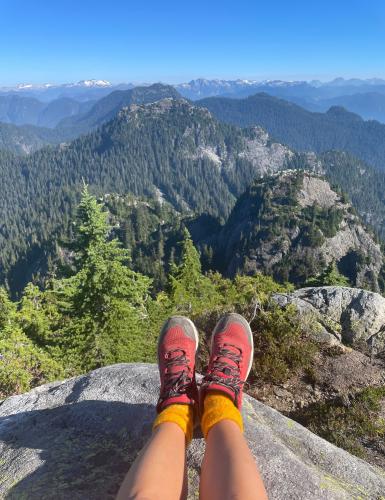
[211,171,384,290]
[0,363,384,499]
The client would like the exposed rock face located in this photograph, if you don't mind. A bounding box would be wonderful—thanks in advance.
[239,126,293,175]
[1,364,385,499]
[121,100,293,177]
[213,171,384,290]
[297,175,339,208]
[273,286,385,349]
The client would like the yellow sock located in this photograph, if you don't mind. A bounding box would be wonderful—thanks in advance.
[153,404,194,444]
[201,391,243,439]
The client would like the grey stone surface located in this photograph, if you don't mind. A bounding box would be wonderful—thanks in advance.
[273,286,385,349]
[1,363,385,499]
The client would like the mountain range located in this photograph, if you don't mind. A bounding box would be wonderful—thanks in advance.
[0,84,179,153]
[0,79,134,102]
[1,95,385,294]
[4,81,385,173]
[4,77,385,123]
[176,79,385,122]
[197,93,385,171]
[5,84,385,183]
[0,95,95,128]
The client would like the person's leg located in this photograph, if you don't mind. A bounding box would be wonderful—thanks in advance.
[116,316,199,500]
[199,313,268,500]
[116,421,187,500]
[200,399,267,500]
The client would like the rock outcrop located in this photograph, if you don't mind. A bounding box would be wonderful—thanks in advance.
[1,363,384,499]
[211,171,384,291]
[273,286,385,349]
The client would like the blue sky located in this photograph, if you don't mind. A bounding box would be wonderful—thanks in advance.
[1,0,385,85]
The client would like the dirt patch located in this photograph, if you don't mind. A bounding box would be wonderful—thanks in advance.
[248,346,385,469]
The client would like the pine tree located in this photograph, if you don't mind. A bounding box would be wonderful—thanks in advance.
[58,188,153,371]
[170,228,219,313]
[71,184,111,269]
[306,261,350,287]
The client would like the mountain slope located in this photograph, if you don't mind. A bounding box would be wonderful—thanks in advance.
[0,95,44,125]
[0,122,70,154]
[1,98,385,293]
[56,83,182,135]
[311,92,385,123]
[197,93,385,171]
[0,98,294,290]
[0,95,94,128]
[210,171,384,290]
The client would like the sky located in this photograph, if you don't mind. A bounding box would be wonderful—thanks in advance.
[1,0,385,85]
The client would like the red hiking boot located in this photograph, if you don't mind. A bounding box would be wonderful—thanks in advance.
[157,316,199,413]
[200,313,254,409]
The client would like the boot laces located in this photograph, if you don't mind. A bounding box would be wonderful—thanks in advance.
[160,348,193,401]
[203,343,244,395]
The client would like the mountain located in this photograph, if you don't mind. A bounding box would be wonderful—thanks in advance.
[101,169,385,293]
[1,98,385,293]
[0,84,179,132]
[0,80,133,102]
[0,98,295,290]
[0,84,182,154]
[197,93,385,171]
[0,122,71,154]
[307,92,385,123]
[176,77,385,101]
[208,171,384,290]
[37,98,95,127]
[0,95,95,128]
[0,95,44,125]
[177,78,385,123]
[175,79,315,100]
[56,83,182,135]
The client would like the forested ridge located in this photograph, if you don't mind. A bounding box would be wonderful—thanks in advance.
[0,84,181,155]
[0,99,273,291]
[1,98,385,294]
[56,83,181,133]
[197,92,385,171]
[0,121,71,154]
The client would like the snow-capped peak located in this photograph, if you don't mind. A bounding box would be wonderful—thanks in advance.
[76,79,112,88]
[15,83,54,89]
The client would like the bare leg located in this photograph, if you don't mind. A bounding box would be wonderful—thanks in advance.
[200,419,268,500]
[116,422,187,500]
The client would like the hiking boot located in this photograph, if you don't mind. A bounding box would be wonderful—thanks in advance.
[157,316,199,413]
[200,313,254,409]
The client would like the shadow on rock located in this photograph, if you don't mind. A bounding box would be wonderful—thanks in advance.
[0,400,154,500]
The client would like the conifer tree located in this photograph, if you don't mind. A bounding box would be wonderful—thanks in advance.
[306,261,350,287]
[59,187,152,371]
[170,228,219,313]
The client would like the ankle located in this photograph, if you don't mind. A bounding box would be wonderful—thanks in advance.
[153,403,195,444]
[201,391,243,439]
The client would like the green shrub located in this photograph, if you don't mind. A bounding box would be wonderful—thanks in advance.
[294,387,385,458]
[306,261,350,287]
[0,323,63,398]
[250,303,317,384]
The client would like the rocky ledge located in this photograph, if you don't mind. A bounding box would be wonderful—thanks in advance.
[1,364,385,499]
[273,286,385,350]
